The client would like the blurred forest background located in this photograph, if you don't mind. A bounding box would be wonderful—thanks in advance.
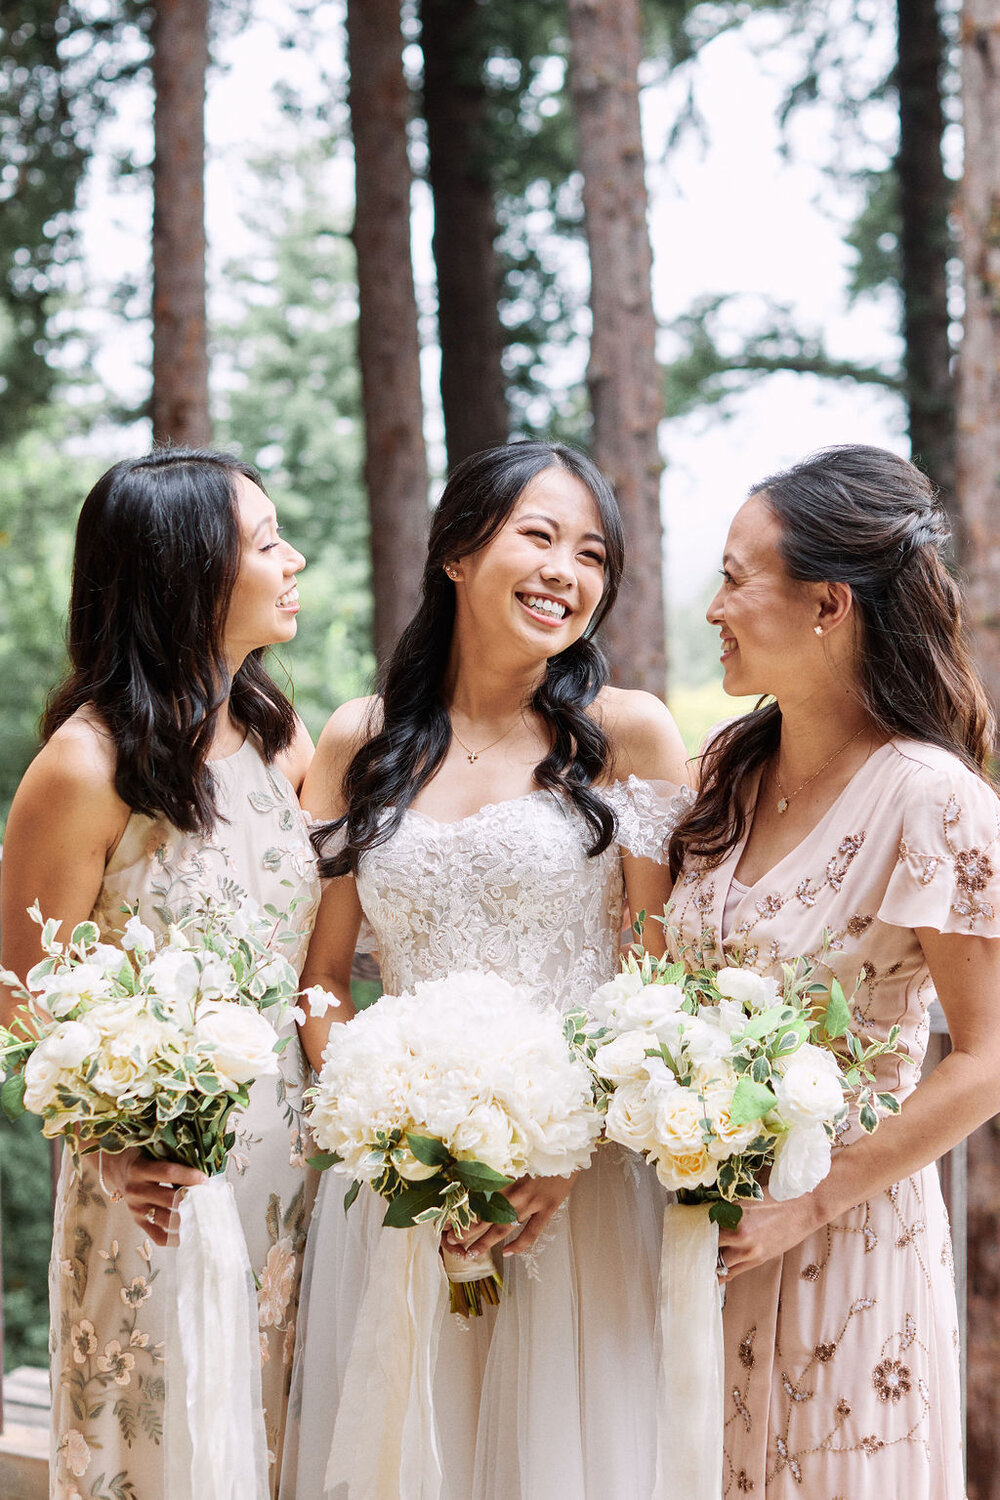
[3,0,1000,1491]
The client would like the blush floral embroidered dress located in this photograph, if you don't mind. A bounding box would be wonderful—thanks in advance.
[280,777,690,1500]
[669,737,997,1498]
[48,738,320,1500]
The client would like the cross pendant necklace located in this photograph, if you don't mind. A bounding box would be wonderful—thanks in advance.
[450,715,521,765]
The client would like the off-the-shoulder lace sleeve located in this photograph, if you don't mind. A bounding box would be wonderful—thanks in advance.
[877,768,1000,935]
[601,776,695,864]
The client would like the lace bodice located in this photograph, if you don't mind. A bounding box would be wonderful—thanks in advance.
[355,777,691,1012]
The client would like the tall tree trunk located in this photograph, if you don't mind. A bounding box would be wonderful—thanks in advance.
[567,0,667,696]
[151,0,211,447]
[421,0,508,466]
[896,0,957,518]
[957,6,1000,1495]
[346,0,429,665]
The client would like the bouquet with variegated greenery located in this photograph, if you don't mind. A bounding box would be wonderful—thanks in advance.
[307,970,602,1314]
[569,939,908,1228]
[0,899,302,1175]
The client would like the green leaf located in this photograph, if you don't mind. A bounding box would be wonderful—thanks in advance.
[656,962,686,987]
[469,1191,519,1224]
[743,1005,792,1041]
[406,1133,451,1168]
[750,1056,772,1085]
[452,1159,515,1193]
[709,1199,743,1229]
[729,1076,778,1125]
[382,1184,445,1229]
[70,921,100,948]
[822,982,851,1039]
[306,1151,340,1171]
[1,1071,27,1119]
[343,1180,361,1213]
[859,1102,879,1134]
[876,1093,901,1115]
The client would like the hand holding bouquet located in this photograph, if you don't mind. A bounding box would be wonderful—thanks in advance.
[308,969,601,1314]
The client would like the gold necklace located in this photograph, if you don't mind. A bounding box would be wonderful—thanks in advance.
[773,728,866,814]
[450,715,522,765]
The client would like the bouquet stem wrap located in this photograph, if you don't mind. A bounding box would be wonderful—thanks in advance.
[326,1220,448,1499]
[164,1175,269,1500]
[653,1203,724,1500]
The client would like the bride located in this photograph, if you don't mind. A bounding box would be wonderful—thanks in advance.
[281,441,691,1500]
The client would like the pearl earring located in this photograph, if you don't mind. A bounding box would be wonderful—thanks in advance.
[813,625,824,636]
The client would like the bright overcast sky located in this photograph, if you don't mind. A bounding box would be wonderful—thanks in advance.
[79,0,906,604]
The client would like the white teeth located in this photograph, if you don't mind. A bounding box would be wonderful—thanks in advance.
[277,586,299,608]
[522,594,567,619]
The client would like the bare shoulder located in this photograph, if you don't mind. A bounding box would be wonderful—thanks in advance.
[274,714,314,794]
[593,687,692,786]
[6,711,129,851]
[302,696,381,819]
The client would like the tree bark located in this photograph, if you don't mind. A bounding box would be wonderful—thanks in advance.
[567,0,667,696]
[957,7,1000,1495]
[346,0,429,665]
[151,0,212,447]
[896,0,957,518]
[421,0,508,466]
[956,2,1000,708]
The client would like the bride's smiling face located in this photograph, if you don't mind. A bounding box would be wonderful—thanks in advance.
[449,466,609,660]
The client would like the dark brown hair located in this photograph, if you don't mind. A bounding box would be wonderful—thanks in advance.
[668,444,996,879]
[314,440,626,876]
[44,449,297,834]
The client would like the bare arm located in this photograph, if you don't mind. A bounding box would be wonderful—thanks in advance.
[276,713,315,795]
[718,927,1000,1278]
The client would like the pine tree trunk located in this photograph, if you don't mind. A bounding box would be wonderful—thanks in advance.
[421,0,508,466]
[956,1,1000,707]
[957,7,1000,1494]
[896,0,957,518]
[151,0,211,447]
[347,0,429,665]
[567,0,667,696]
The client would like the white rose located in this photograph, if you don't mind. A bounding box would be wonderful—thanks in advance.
[604,1079,659,1153]
[592,1030,651,1082]
[615,983,686,1035]
[691,1064,763,1161]
[715,967,780,1009]
[36,964,114,1018]
[39,1020,99,1070]
[654,1146,719,1193]
[194,1003,280,1087]
[674,1012,734,1069]
[121,916,156,953]
[23,1048,62,1112]
[389,1143,441,1182]
[774,1044,845,1126]
[651,1082,705,1155]
[768,1123,831,1200]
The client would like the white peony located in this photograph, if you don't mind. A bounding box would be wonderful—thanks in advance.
[768,1123,831,1200]
[715,967,780,1009]
[448,1101,516,1170]
[773,1044,845,1126]
[194,1003,280,1087]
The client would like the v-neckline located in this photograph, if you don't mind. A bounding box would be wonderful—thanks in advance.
[728,738,895,898]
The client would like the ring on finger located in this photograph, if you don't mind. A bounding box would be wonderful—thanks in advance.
[716,1249,729,1277]
[145,1207,157,1224]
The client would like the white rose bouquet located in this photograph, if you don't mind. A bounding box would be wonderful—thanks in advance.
[580,946,904,1226]
[577,942,909,1500]
[0,897,305,1500]
[0,900,299,1174]
[308,969,601,1315]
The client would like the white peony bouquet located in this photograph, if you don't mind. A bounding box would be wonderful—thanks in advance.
[0,898,300,1174]
[581,946,905,1227]
[308,969,602,1314]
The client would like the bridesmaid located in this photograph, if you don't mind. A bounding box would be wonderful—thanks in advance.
[668,444,1000,1496]
[1,451,320,1500]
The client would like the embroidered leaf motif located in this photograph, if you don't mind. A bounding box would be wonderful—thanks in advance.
[262,847,283,873]
[249,791,277,813]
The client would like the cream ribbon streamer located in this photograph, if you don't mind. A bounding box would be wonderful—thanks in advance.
[325,1218,449,1499]
[164,1174,270,1500]
[653,1202,725,1500]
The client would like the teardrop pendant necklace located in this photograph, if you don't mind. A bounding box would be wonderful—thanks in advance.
[773,728,865,814]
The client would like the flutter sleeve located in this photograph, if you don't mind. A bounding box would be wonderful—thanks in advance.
[877,766,1000,936]
[601,775,696,865]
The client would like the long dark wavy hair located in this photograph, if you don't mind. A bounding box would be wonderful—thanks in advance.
[43,449,297,834]
[668,444,997,880]
[315,441,627,877]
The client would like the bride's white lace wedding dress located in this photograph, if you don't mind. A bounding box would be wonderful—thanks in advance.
[280,777,689,1500]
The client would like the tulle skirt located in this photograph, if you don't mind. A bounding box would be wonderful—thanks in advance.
[279,1143,668,1500]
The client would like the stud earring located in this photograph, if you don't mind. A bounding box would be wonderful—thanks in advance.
[445,565,458,580]
[814,625,824,636]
